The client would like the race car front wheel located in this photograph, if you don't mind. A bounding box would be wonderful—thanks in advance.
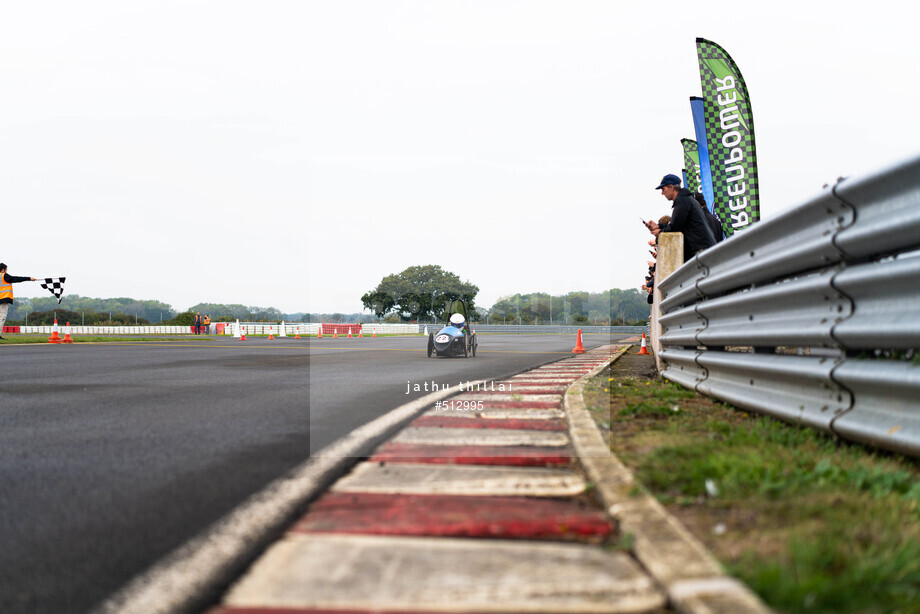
[427,333,434,358]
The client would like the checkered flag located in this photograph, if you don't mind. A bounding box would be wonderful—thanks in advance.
[40,277,66,303]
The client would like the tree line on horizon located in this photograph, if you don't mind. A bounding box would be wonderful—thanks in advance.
[4,296,307,327]
[5,295,175,325]
[6,287,649,327]
[485,289,649,326]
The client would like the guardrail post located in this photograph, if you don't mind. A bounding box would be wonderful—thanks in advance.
[651,232,684,373]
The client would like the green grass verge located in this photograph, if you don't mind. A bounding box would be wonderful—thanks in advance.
[583,352,920,614]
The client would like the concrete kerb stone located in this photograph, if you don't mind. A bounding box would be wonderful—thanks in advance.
[220,534,665,614]
[391,425,570,447]
[410,415,568,431]
[512,373,584,379]
[447,393,563,402]
[423,408,567,420]
[369,442,574,467]
[331,462,588,497]
[289,492,614,540]
[669,577,774,614]
[564,347,774,614]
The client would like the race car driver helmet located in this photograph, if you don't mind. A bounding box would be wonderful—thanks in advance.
[449,313,466,328]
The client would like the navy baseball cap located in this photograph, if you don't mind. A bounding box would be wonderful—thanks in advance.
[655,174,681,189]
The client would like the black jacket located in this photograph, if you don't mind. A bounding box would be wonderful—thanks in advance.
[660,188,716,261]
[1,273,31,304]
[703,207,725,243]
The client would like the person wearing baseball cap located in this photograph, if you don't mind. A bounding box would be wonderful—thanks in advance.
[654,174,682,190]
[0,263,37,340]
[645,174,716,262]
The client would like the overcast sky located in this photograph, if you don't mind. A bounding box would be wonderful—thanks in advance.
[2,1,917,315]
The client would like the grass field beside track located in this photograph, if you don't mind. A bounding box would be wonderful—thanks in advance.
[583,351,920,614]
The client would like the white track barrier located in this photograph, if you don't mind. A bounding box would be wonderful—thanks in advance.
[17,322,425,335]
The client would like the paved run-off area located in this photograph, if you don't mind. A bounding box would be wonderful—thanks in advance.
[204,346,772,614]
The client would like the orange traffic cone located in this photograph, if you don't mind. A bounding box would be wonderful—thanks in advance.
[572,329,586,354]
[48,318,62,344]
[317,325,323,338]
[373,328,377,337]
[240,326,247,341]
[637,333,650,355]
[333,329,338,338]
[268,326,275,340]
[295,327,301,339]
[358,328,363,338]
[347,328,353,338]
[62,322,75,344]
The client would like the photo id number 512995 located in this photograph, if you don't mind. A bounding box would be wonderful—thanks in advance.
[435,400,485,411]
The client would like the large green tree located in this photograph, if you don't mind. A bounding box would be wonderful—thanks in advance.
[361,265,479,322]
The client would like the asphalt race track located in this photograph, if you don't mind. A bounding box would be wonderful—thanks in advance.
[0,332,627,614]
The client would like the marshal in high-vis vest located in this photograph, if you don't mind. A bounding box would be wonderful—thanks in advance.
[0,263,37,339]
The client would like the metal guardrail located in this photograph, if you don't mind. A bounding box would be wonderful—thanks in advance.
[656,153,920,457]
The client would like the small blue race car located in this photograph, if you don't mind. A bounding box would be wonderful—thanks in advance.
[427,299,478,358]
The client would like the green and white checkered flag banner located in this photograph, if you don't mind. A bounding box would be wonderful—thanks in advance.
[696,38,760,236]
[681,138,701,195]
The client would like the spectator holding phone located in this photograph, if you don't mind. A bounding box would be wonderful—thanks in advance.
[645,174,715,262]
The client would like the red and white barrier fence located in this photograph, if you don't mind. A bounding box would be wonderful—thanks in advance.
[10,322,424,336]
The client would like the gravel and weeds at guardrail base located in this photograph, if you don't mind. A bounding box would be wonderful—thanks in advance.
[583,351,920,614]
